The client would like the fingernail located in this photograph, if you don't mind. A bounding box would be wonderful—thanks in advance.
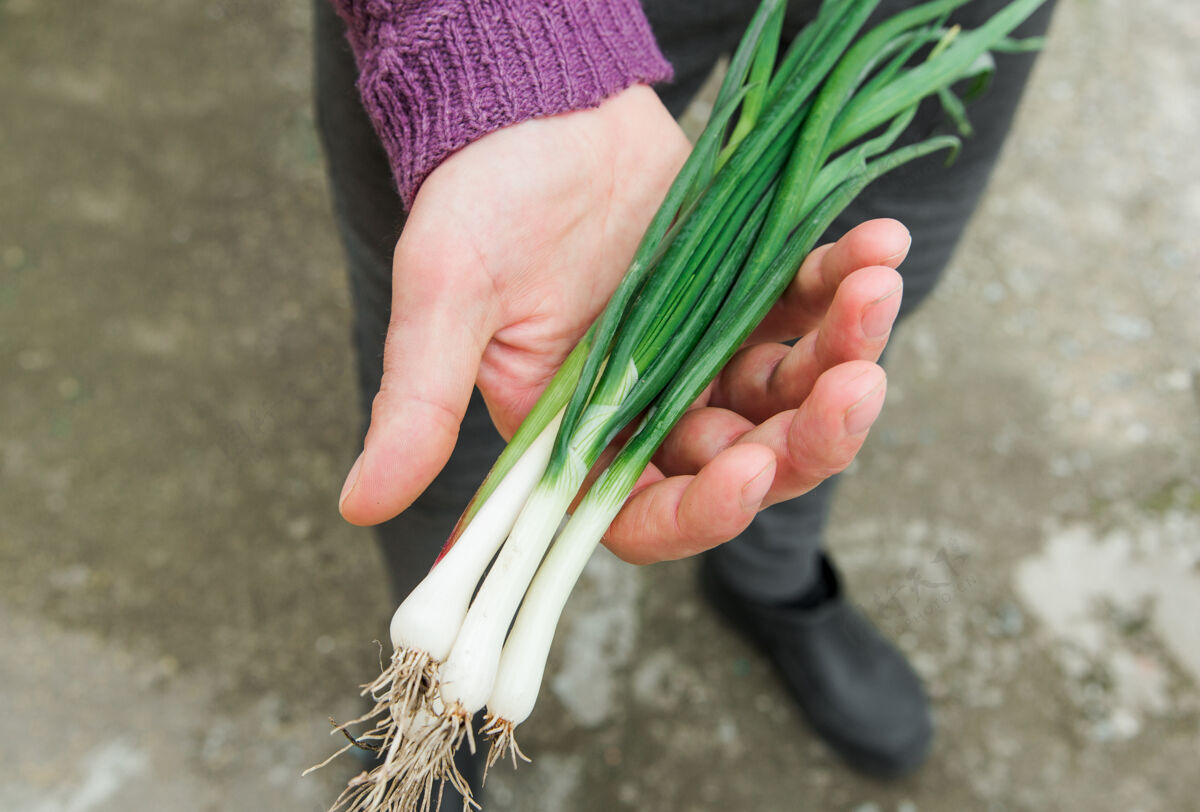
[883,231,912,266]
[740,462,774,510]
[862,284,902,338]
[844,374,886,435]
[339,451,363,511]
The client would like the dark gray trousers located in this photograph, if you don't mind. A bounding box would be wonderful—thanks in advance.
[314,0,1054,604]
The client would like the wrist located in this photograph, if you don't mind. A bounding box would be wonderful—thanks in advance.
[331,0,673,207]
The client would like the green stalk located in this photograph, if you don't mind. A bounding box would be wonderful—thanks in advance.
[829,0,1049,148]
[852,15,953,104]
[565,0,878,449]
[716,0,787,166]
[601,111,799,384]
[608,0,875,354]
[711,0,787,120]
[554,180,778,473]
[444,328,592,545]
[606,185,777,440]
[553,103,803,472]
[553,85,755,471]
[559,0,795,444]
[548,126,800,475]
[800,103,919,216]
[765,0,854,104]
[748,0,975,282]
[555,1,793,454]
[600,136,963,500]
[700,0,787,188]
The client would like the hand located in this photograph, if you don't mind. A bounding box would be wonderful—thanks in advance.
[338,85,692,524]
[336,85,909,568]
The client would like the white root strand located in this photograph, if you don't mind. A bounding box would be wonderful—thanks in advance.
[481,714,531,782]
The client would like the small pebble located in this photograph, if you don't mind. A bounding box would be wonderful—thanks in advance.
[989,602,1025,637]
[18,348,52,371]
[57,377,82,400]
[3,246,27,269]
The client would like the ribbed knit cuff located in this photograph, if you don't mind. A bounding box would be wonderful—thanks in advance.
[330,0,673,208]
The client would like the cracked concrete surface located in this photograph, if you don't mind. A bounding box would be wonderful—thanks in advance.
[2,0,1197,809]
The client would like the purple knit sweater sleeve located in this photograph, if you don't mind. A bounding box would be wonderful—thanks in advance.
[329,0,674,207]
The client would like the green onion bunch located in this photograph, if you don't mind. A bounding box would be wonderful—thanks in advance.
[314,1,1047,808]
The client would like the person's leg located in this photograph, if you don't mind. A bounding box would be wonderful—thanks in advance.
[314,0,506,604]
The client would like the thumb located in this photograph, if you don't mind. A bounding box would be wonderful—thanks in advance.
[338,272,490,526]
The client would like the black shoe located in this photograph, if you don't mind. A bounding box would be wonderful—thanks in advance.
[699,554,933,779]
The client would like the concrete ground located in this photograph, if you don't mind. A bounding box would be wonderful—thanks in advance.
[2,0,1197,810]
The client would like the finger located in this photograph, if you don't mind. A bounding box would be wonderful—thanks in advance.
[748,218,910,343]
[338,260,492,526]
[712,265,902,423]
[603,443,776,565]
[734,360,887,507]
[652,405,755,477]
